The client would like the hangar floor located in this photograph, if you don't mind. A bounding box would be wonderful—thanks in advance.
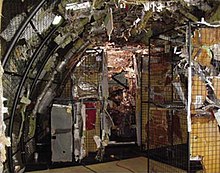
[27,157,187,173]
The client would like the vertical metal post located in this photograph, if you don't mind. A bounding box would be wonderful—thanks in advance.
[147,38,151,173]
[70,75,75,163]
[187,22,192,173]
[140,49,143,150]
[171,46,174,147]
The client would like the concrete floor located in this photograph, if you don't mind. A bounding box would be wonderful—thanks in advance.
[27,157,187,173]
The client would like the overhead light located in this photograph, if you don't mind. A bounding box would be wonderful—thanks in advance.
[52,15,62,26]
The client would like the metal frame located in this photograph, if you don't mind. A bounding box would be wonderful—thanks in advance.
[7,24,60,173]
[186,22,192,173]
[144,22,220,173]
[143,24,190,173]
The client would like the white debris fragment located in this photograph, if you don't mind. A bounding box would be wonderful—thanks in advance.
[197,17,220,27]
[190,155,203,161]
[0,13,26,41]
[142,1,175,12]
[52,15,62,25]
[210,44,220,61]
[174,46,182,55]
[93,135,102,149]
[214,109,220,126]
[193,95,203,109]
[66,2,91,11]
[104,8,113,41]
[133,18,141,26]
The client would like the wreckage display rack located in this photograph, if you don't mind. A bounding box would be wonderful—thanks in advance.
[148,33,189,172]
[142,23,220,173]
[1,1,63,172]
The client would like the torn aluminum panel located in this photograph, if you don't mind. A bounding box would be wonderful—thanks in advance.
[74,78,98,99]
[172,27,220,128]
[51,104,72,162]
[214,109,220,126]
[1,7,55,42]
[30,43,89,138]
[71,49,103,99]
[0,13,26,42]
[74,102,86,162]
[54,33,75,48]
[104,8,113,41]
[21,8,55,41]
[65,2,91,11]
[78,81,97,93]
[44,53,58,72]
[102,52,109,100]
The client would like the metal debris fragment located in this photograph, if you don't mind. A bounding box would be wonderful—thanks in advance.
[66,2,91,11]
[104,8,113,41]
[0,64,11,171]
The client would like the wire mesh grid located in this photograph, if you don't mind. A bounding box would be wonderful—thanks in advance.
[72,49,102,99]
[1,1,59,171]
[141,54,149,148]
[141,25,220,173]
[147,40,188,172]
[3,74,21,113]
[72,49,103,155]
[59,79,72,100]
[190,26,220,173]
